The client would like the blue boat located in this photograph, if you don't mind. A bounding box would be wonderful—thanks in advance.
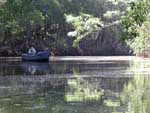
[22,51,50,61]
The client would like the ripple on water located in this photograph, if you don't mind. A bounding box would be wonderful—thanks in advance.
[23,105,47,110]
[0,98,12,101]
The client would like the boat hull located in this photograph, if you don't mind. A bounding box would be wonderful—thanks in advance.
[22,51,50,62]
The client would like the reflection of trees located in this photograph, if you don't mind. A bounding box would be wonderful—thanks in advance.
[0,61,23,76]
[65,67,103,102]
[0,81,66,113]
[122,61,150,113]
[0,60,132,113]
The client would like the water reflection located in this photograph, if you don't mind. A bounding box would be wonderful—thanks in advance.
[21,62,50,75]
[0,77,129,113]
[121,60,150,113]
[0,58,150,113]
[65,68,103,102]
[0,60,130,77]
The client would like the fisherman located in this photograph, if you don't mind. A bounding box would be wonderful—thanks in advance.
[28,46,37,55]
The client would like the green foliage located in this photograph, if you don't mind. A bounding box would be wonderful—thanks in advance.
[65,13,102,48]
[104,10,120,19]
[122,0,150,56]
[127,20,150,56]
[122,0,149,39]
[0,0,45,37]
[0,0,130,55]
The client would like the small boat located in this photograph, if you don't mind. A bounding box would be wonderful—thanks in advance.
[22,51,50,61]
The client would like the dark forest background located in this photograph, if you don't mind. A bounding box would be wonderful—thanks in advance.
[0,0,148,56]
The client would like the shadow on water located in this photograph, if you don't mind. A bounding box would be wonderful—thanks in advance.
[0,57,150,113]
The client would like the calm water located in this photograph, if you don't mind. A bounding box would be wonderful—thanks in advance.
[0,56,150,113]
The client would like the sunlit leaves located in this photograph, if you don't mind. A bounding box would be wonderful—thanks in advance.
[104,10,120,19]
[122,0,150,39]
[127,20,150,56]
[122,0,150,56]
[65,13,102,47]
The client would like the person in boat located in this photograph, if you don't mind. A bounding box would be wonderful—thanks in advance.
[28,46,37,55]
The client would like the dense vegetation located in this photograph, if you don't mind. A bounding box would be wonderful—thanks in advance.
[0,0,148,56]
[122,0,150,57]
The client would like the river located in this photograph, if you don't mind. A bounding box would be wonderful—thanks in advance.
[0,56,149,113]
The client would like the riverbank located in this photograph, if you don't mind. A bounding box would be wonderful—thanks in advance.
[0,56,147,62]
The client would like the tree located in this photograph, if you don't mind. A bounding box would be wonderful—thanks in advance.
[0,0,45,42]
[122,0,150,56]
[0,0,131,56]
[65,13,102,48]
